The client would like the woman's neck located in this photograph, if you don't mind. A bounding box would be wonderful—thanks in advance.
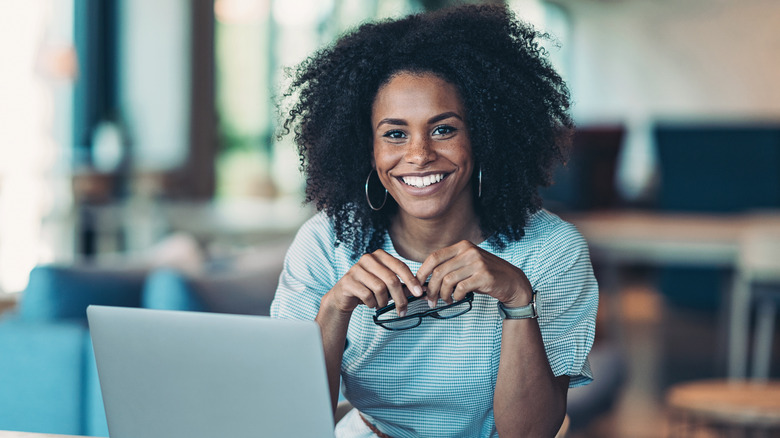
[389,211,484,263]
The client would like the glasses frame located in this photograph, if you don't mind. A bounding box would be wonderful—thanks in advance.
[372,291,475,331]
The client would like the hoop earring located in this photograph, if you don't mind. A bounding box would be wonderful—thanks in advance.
[365,169,388,211]
[477,165,482,199]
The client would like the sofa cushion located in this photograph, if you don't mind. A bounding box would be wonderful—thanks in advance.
[20,265,146,322]
[141,269,207,312]
[0,320,87,434]
[84,332,109,437]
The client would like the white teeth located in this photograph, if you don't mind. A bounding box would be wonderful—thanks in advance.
[402,174,444,188]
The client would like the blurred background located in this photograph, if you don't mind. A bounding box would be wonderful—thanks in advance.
[1,0,780,437]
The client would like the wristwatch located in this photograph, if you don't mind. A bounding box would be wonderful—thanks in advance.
[497,291,538,320]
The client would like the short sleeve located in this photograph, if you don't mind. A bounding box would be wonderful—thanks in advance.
[531,221,598,388]
[270,213,339,321]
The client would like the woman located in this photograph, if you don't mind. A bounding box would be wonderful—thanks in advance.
[271,4,597,437]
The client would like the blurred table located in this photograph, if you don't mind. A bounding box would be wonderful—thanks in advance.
[666,379,780,436]
[566,211,751,266]
[74,197,314,257]
[564,210,780,378]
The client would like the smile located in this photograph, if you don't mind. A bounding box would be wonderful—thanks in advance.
[400,173,447,188]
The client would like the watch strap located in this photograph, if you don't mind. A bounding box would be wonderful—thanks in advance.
[497,291,538,320]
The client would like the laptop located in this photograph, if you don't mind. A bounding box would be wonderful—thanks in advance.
[87,305,335,438]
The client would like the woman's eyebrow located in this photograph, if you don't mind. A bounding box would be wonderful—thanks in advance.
[375,112,463,130]
[428,112,462,124]
[376,118,407,128]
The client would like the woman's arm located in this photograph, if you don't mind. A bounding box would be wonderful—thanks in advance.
[494,315,569,437]
[494,224,597,436]
[315,294,353,411]
[416,233,596,437]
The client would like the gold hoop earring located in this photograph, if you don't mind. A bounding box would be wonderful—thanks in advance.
[365,169,388,211]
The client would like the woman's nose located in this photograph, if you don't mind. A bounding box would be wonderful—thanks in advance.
[405,136,436,165]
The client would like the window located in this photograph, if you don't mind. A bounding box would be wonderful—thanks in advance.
[0,0,75,293]
[214,0,417,200]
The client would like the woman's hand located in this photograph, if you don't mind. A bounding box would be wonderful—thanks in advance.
[317,249,421,413]
[415,240,533,308]
[323,249,424,318]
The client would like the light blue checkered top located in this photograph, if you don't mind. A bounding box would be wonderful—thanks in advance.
[271,209,598,438]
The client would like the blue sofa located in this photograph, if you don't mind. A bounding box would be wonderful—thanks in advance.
[0,265,147,435]
[0,240,288,436]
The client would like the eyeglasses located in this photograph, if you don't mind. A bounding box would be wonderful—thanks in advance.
[372,291,474,331]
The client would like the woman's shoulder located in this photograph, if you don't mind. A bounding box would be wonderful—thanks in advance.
[527,209,583,239]
[286,211,338,256]
[290,211,357,262]
[498,210,593,283]
[502,209,586,252]
[295,211,336,240]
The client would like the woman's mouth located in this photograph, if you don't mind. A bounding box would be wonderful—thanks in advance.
[400,173,447,188]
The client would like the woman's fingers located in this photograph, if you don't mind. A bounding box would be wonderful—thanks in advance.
[417,241,530,305]
[416,244,458,284]
[438,267,477,303]
[350,249,422,316]
[417,244,458,307]
[338,240,528,316]
[419,241,479,305]
[369,250,424,316]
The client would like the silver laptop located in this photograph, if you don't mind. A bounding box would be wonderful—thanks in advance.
[87,305,335,438]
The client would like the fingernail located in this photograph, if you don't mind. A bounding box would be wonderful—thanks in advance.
[398,309,407,317]
[413,285,423,297]
[428,299,436,309]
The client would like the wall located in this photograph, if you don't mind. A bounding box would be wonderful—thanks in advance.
[550,0,780,201]
[557,0,780,124]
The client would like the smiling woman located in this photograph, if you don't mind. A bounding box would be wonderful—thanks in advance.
[272,4,597,438]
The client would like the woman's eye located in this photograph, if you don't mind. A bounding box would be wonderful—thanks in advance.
[432,125,457,137]
[383,130,406,139]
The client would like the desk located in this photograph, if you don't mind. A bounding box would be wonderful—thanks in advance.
[564,210,780,379]
[566,211,750,266]
[666,379,780,435]
[0,432,84,438]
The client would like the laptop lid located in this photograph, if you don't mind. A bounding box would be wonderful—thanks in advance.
[87,305,334,438]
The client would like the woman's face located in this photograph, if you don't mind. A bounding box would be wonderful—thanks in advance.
[371,72,474,222]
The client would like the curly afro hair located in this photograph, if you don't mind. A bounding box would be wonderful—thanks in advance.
[281,3,573,257]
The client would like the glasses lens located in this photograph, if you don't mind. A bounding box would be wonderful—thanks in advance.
[406,297,429,314]
[431,293,474,319]
[374,295,427,331]
[433,301,471,318]
[377,317,422,331]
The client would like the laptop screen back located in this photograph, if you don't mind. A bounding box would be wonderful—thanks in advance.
[88,305,334,438]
